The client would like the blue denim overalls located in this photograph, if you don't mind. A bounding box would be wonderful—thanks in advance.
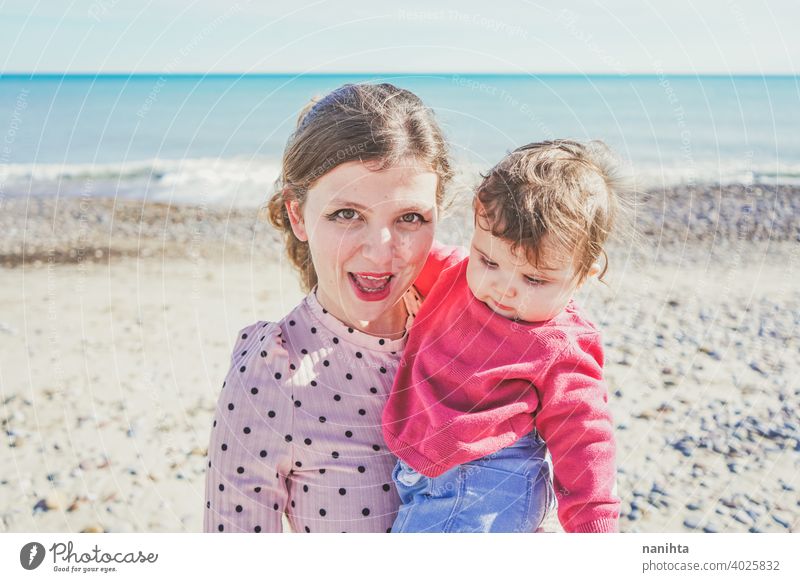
[390,430,556,533]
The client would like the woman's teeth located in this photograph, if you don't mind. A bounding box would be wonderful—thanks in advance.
[350,273,392,292]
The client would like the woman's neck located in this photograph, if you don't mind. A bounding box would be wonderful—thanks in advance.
[314,289,407,340]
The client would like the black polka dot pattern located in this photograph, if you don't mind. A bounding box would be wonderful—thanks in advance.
[205,309,402,533]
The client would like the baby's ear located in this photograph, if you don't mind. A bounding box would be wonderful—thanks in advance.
[576,262,602,289]
[587,262,602,279]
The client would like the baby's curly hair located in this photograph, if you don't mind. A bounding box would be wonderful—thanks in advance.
[475,139,631,283]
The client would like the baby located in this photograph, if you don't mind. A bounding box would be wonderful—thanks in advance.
[382,140,624,533]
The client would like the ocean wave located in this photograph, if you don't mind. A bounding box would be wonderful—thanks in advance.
[0,157,284,207]
[2,157,799,207]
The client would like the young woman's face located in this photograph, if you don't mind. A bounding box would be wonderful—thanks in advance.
[286,160,439,335]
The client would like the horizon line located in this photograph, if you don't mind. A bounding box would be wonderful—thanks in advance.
[1,71,798,78]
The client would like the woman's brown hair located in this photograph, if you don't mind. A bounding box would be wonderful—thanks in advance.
[266,83,453,292]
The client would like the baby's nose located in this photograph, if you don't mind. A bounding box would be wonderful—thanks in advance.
[498,283,517,298]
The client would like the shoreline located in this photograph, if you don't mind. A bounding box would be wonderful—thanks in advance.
[2,183,798,269]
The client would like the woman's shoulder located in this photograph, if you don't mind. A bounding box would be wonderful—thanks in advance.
[228,320,283,368]
[227,299,312,369]
[231,319,281,349]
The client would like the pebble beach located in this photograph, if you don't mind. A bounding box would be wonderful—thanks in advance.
[1,183,798,533]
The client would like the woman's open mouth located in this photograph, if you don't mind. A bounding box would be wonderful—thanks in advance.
[348,272,393,301]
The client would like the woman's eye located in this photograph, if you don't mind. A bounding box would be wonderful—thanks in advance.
[332,209,358,221]
[399,213,425,224]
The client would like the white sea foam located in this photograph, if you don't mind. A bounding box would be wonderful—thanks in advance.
[0,157,284,207]
[2,156,799,208]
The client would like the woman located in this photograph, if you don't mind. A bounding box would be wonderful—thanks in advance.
[204,83,454,533]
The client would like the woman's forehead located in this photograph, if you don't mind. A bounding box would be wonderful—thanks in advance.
[308,160,438,207]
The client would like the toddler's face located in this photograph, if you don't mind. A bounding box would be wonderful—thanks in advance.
[465,223,595,323]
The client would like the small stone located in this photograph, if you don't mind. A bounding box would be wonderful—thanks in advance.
[34,492,65,512]
[698,346,721,360]
[686,502,702,511]
[703,521,720,533]
[772,512,792,529]
[731,510,750,525]
[650,482,667,496]
[745,507,761,521]
[81,524,105,533]
[683,518,700,530]
[672,437,694,457]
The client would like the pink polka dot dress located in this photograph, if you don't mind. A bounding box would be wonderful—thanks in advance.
[204,291,405,532]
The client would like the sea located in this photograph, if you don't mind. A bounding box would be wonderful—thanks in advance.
[1,73,798,207]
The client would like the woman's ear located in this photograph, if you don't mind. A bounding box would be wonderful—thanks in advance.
[285,196,308,242]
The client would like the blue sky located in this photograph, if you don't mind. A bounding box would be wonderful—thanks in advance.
[1,0,798,74]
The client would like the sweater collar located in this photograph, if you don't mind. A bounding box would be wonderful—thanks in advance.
[304,289,407,353]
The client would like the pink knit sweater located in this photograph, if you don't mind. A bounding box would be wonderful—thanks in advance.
[382,243,620,533]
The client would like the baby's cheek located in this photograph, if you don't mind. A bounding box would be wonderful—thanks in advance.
[464,260,483,299]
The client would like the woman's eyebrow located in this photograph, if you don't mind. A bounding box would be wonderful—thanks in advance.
[396,203,437,215]
[327,199,369,210]
[328,200,435,213]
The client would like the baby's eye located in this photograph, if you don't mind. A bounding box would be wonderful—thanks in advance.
[480,256,498,269]
[525,276,546,287]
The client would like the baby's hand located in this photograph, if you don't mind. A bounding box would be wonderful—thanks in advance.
[402,286,423,331]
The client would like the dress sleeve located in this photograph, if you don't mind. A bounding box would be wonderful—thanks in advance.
[413,241,469,298]
[204,322,289,533]
[533,332,621,533]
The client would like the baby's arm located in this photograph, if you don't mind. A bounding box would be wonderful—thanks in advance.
[533,332,620,533]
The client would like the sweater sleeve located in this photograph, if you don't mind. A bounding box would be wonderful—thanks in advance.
[413,241,469,298]
[533,332,620,533]
[204,322,289,533]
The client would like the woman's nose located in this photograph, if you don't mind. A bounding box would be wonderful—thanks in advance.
[361,226,394,264]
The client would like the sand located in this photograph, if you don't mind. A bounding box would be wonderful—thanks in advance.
[1,184,798,532]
